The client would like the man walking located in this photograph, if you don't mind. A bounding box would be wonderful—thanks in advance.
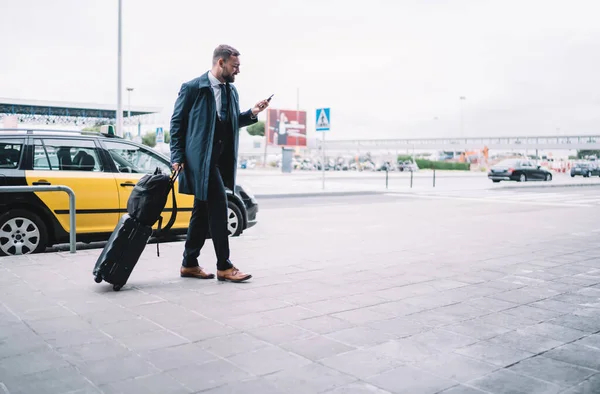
[169,44,269,282]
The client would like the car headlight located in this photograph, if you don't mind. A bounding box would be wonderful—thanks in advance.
[239,185,257,203]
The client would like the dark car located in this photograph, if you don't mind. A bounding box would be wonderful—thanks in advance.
[570,162,600,178]
[488,159,553,183]
[0,128,259,256]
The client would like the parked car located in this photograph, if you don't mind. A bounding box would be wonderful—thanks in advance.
[488,159,553,183]
[0,129,259,256]
[570,162,600,178]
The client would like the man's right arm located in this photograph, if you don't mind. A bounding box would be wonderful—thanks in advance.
[169,82,191,169]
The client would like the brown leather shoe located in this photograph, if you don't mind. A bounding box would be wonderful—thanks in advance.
[180,266,215,279]
[216,266,252,283]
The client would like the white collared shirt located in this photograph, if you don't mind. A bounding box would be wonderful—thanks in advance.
[208,71,225,118]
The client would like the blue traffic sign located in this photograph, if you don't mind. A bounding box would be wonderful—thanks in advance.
[316,108,330,132]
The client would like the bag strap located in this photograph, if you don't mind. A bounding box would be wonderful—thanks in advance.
[153,169,180,244]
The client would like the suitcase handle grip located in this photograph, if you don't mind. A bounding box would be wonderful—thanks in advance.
[120,183,135,187]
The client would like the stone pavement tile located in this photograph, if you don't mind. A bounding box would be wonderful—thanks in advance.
[366,316,431,338]
[573,333,600,350]
[475,311,540,330]
[115,329,189,353]
[292,315,355,335]
[227,344,312,376]
[280,334,355,360]
[0,347,70,378]
[25,315,94,335]
[487,287,559,304]
[100,290,166,309]
[198,332,270,358]
[363,300,428,317]
[413,352,499,383]
[320,348,402,380]
[508,355,597,388]
[169,318,239,342]
[404,308,464,327]
[198,377,282,394]
[322,381,392,393]
[246,323,313,345]
[462,296,519,312]
[366,365,456,394]
[482,279,527,292]
[550,293,600,308]
[467,369,562,394]
[17,305,77,322]
[437,385,489,394]
[302,299,359,314]
[543,343,600,370]
[141,343,217,372]
[326,326,396,347]
[129,302,207,329]
[371,283,439,302]
[263,362,356,394]
[331,308,390,325]
[501,304,565,322]
[215,312,279,331]
[167,359,252,393]
[99,373,192,394]
[548,313,600,333]
[342,293,390,308]
[1,365,96,394]
[560,374,600,394]
[76,354,160,386]
[443,320,512,340]
[78,304,140,326]
[519,322,587,343]
[409,328,478,353]
[0,330,49,359]
[97,316,164,339]
[257,305,323,323]
[487,330,565,353]
[402,294,457,309]
[454,341,535,367]
[44,327,110,349]
[56,339,131,365]
[529,298,588,314]
[369,338,439,363]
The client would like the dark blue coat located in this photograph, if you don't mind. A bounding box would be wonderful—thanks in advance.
[169,72,257,200]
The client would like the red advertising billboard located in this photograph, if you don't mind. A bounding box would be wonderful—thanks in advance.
[266,108,307,147]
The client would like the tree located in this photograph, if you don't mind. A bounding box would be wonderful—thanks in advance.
[142,131,156,148]
[577,150,600,159]
[246,121,265,137]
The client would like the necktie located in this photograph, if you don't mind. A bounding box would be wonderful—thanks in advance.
[219,84,228,121]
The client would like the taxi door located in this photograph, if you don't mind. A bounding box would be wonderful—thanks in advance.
[26,138,120,234]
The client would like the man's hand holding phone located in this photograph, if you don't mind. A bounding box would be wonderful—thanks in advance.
[251,94,274,116]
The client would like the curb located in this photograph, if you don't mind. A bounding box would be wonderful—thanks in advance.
[254,190,387,199]
[498,182,600,190]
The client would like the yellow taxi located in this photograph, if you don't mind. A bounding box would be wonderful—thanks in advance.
[0,129,259,256]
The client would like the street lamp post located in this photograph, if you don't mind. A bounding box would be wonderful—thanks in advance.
[459,96,466,139]
[126,87,134,140]
[116,0,124,137]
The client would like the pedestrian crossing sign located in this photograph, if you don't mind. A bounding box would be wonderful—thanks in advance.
[316,108,330,132]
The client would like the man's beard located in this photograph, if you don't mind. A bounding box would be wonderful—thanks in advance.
[223,73,235,83]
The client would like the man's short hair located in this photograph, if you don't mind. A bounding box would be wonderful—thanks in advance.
[212,45,240,65]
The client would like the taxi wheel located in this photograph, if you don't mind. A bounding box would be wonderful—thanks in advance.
[0,209,49,256]
[227,202,243,237]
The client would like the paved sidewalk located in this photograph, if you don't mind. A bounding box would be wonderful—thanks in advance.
[1,198,600,393]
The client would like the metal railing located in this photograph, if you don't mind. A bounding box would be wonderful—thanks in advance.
[0,185,76,253]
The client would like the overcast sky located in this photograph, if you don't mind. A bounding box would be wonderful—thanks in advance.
[1,0,599,140]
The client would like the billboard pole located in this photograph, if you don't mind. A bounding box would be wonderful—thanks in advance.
[263,109,269,167]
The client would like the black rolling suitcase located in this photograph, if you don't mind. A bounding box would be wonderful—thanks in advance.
[93,168,179,291]
[93,214,152,291]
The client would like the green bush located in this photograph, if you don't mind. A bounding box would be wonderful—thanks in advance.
[415,159,470,171]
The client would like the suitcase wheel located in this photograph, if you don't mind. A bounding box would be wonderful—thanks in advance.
[94,275,102,283]
[113,284,123,291]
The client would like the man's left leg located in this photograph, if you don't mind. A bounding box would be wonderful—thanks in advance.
[206,163,252,283]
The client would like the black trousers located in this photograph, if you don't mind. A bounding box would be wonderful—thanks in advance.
[182,138,234,271]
